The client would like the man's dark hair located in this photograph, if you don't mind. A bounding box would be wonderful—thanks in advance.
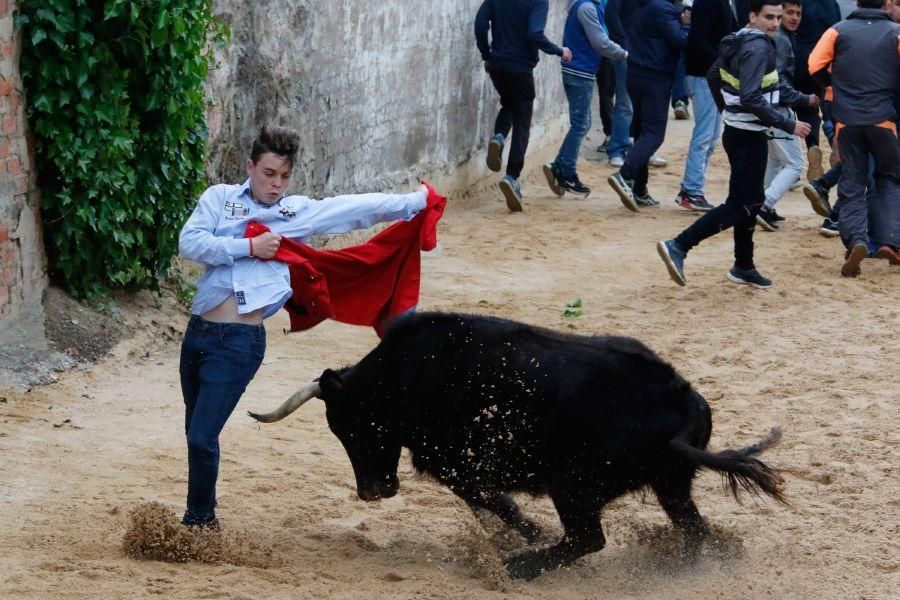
[750,0,783,13]
[856,0,882,8]
[250,125,301,167]
[782,0,802,8]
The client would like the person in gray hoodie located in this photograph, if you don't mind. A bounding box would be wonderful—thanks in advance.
[657,0,816,289]
[544,0,627,197]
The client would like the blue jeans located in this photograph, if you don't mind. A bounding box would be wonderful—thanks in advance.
[554,72,595,177]
[607,59,632,159]
[671,57,688,105]
[180,315,266,525]
[680,75,722,196]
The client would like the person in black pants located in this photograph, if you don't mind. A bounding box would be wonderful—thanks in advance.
[596,57,616,151]
[657,0,815,289]
[475,0,571,212]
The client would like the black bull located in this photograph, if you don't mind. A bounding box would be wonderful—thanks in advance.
[250,312,786,579]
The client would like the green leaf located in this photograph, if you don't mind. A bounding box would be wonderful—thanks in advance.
[31,29,48,45]
[562,309,583,318]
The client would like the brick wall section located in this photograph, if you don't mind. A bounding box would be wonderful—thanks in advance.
[0,0,45,334]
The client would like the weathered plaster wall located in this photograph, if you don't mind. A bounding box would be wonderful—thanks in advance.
[205,0,568,195]
[0,0,45,343]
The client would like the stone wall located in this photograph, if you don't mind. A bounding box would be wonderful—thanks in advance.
[205,0,568,195]
[0,0,44,343]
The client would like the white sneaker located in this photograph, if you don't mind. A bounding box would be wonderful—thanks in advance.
[608,156,625,168]
[649,154,668,168]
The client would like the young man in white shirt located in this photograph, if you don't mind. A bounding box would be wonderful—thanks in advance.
[177,125,428,530]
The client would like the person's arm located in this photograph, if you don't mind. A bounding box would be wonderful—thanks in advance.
[808,27,838,90]
[528,0,564,56]
[179,186,251,266]
[737,44,794,133]
[686,0,722,69]
[578,2,627,60]
[779,73,813,108]
[605,0,626,45]
[475,0,493,61]
[274,188,428,240]
[659,4,689,51]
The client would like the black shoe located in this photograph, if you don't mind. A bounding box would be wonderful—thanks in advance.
[770,209,786,222]
[557,172,591,196]
[634,191,659,207]
[542,163,564,197]
[608,171,638,212]
[841,243,867,278]
[726,266,772,289]
[819,218,840,238]
[803,182,832,218]
[597,139,610,154]
[184,517,221,533]
[674,190,714,211]
[756,207,780,232]
[657,239,687,286]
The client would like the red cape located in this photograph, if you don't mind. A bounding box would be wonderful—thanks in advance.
[244,183,446,337]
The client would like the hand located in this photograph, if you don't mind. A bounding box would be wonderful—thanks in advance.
[483,60,491,73]
[793,120,812,138]
[562,47,572,62]
[251,231,282,259]
[417,183,429,197]
[808,95,820,107]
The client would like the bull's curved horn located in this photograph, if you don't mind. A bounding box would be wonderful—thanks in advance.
[247,382,321,423]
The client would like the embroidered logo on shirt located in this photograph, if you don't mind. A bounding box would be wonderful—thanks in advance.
[224,201,250,220]
[235,291,246,305]
[278,206,296,220]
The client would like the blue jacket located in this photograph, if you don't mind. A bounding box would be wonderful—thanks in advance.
[475,0,564,73]
[626,0,688,79]
[562,0,627,79]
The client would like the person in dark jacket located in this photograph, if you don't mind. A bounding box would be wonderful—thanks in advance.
[608,0,690,210]
[808,0,900,276]
[674,0,739,211]
[475,0,572,212]
[657,0,816,289]
[793,0,841,180]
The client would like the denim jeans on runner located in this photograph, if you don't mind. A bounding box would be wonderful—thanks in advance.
[607,59,633,159]
[554,72,596,177]
[680,75,722,196]
[180,315,266,525]
[764,134,804,208]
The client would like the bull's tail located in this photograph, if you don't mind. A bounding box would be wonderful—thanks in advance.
[670,427,787,505]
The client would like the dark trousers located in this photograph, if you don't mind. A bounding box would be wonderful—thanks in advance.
[621,71,672,194]
[489,68,536,179]
[794,72,823,149]
[597,58,615,136]
[180,315,265,525]
[836,124,900,250]
[675,126,769,270]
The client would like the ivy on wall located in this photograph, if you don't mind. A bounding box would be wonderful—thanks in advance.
[15,0,224,298]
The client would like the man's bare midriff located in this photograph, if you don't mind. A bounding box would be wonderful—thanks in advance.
[201,295,264,325]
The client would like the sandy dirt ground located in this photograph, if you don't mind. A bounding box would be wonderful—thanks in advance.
[1,118,898,599]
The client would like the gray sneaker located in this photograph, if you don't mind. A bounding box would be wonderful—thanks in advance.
[499,175,523,212]
[608,171,639,212]
[726,266,772,289]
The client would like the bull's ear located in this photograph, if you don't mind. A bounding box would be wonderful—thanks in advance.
[319,369,345,394]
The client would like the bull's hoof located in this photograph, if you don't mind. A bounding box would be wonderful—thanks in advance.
[519,521,543,545]
[504,552,552,580]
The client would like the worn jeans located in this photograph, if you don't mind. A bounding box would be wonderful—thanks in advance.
[180,315,266,525]
[607,59,633,159]
[680,75,722,196]
[675,126,768,270]
[489,68,536,179]
[764,134,804,209]
[554,72,596,177]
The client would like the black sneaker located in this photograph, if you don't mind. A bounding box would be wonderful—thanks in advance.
[756,207,780,232]
[819,218,839,238]
[803,182,832,218]
[656,239,687,286]
[542,163,564,197]
[770,209,786,222]
[557,172,591,196]
[674,190,714,212]
[597,139,610,154]
[184,517,221,534]
[608,171,639,212]
[726,266,772,289]
[634,191,659,207]
[841,243,867,278]
[486,134,504,173]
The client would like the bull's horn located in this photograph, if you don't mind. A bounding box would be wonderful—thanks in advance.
[247,382,321,423]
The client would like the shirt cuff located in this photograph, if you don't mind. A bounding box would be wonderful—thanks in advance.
[231,237,252,259]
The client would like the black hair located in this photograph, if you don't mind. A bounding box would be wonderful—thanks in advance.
[250,125,300,168]
[857,0,883,8]
[782,0,802,7]
[750,0,783,13]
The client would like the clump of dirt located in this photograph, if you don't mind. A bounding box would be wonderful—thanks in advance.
[122,502,281,568]
[43,287,127,362]
[457,522,515,592]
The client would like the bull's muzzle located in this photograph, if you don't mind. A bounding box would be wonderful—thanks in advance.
[247,382,321,423]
